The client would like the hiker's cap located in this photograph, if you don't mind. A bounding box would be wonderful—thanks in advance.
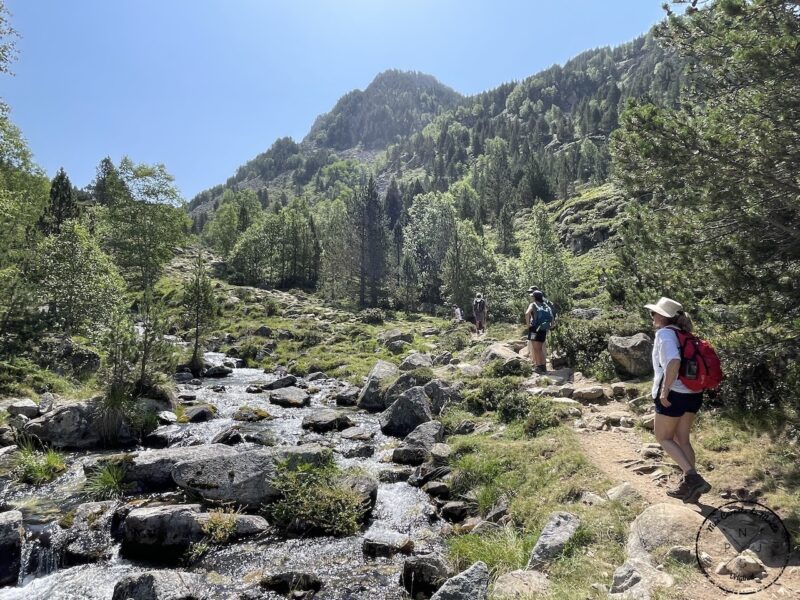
[527,286,539,295]
[645,297,682,318]
[475,293,482,299]
[532,291,544,301]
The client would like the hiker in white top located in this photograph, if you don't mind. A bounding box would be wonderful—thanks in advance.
[645,296,711,503]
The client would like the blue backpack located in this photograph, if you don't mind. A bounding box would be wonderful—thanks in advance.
[531,303,554,332]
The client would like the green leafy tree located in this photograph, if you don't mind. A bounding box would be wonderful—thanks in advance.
[183,252,217,374]
[315,199,351,302]
[90,157,129,206]
[31,221,124,336]
[442,220,492,312]
[100,305,138,405]
[106,157,188,387]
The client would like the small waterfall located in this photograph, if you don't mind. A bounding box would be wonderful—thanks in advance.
[18,523,67,584]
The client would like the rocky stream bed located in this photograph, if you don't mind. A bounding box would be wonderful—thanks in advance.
[0,353,464,599]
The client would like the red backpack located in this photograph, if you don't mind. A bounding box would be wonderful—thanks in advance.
[670,328,723,392]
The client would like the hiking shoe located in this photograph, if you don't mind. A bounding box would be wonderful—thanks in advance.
[534,365,547,375]
[665,475,691,499]
[683,473,712,503]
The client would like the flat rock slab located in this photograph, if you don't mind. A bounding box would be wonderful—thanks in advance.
[431,561,489,600]
[362,530,414,558]
[301,409,355,433]
[492,570,550,599]
[268,386,310,408]
[627,503,704,563]
[172,444,331,506]
[527,512,581,569]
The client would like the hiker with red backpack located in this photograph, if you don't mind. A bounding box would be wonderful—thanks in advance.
[646,296,722,503]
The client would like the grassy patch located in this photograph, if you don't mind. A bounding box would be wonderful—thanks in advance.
[268,461,364,537]
[446,425,643,595]
[13,441,67,485]
[84,463,127,499]
[201,508,238,544]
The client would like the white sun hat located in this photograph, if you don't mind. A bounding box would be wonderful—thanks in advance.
[644,297,683,318]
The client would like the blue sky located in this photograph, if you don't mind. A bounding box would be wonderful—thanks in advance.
[2,1,668,200]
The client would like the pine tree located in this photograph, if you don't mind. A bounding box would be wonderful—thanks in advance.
[383,177,402,230]
[39,168,79,235]
[90,157,128,206]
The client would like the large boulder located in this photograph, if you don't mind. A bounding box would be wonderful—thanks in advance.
[526,512,581,569]
[423,380,462,415]
[24,402,102,449]
[112,570,206,600]
[479,344,518,366]
[172,445,332,507]
[362,530,414,558]
[268,386,310,408]
[392,421,445,465]
[383,371,435,410]
[357,360,400,412]
[343,473,379,519]
[263,375,297,390]
[86,444,238,493]
[431,561,489,600]
[399,352,433,372]
[63,501,120,565]
[400,553,452,597]
[7,399,39,419]
[203,364,232,378]
[301,409,355,433]
[627,503,704,562]
[0,510,23,586]
[378,329,413,347]
[492,570,550,599]
[379,387,433,438]
[121,504,267,561]
[608,558,674,599]
[608,334,653,377]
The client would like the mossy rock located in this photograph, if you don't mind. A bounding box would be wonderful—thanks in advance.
[233,406,274,422]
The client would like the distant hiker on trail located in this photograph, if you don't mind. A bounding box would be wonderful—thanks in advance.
[646,296,712,503]
[473,293,487,334]
[453,304,463,323]
[526,289,553,374]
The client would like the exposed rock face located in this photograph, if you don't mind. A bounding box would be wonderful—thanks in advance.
[401,553,452,596]
[430,561,489,600]
[263,375,297,390]
[399,352,433,371]
[121,504,268,561]
[357,360,400,412]
[423,380,461,415]
[203,365,232,378]
[378,329,413,347]
[392,420,445,465]
[301,409,355,433]
[0,510,23,586]
[343,473,379,519]
[40,336,101,379]
[379,387,433,438]
[261,572,323,595]
[608,558,674,599]
[526,512,581,569]
[492,570,550,599]
[24,402,102,449]
[86,444,238,493]
[333,385,359,406]
[63,501,120,565]
[479,344,518,366]
[268,386,310,408]
[171,445,332,507]
[383,371,434,410]
[362,530,414,557]
[608,333,653,377]
[111,570,206,600]
[626,503,704,562]
[184,405,215,422]
[7,399,39,419]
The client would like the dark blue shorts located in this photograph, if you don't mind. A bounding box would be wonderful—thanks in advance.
[527,327,546,342]
[654,389,703,417]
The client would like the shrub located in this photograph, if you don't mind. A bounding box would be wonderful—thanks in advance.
[485,358,533,378]
[549,313,641,373]
[84,463,127,499]
[264,298,280,316]
[464,377,522,414]
[14,441,66,485]
[524,398,560,437]
[358,308,385,324]
[201,508,238,544]
[590,350,618,383]
[497,391,532,423]
[440,327,471,352]
[268,462,363,537]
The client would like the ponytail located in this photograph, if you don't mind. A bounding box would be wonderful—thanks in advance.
[673,311,694,333]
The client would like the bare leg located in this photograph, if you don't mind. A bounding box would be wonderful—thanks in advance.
[655,414,694,473]
[527,339,535,366]
[673,412,697,470]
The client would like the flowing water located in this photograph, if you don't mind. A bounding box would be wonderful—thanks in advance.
[0,354,443,599]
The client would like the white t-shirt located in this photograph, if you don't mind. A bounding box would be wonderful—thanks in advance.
[651,326,692,398]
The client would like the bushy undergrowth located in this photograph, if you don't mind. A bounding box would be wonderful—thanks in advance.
[463,376,522,414]
[549,312,641,374]
[202,508,238,544]
[268,462,363,536]
[14,441,66,485]
[523,398,561,436]
[358,308,385,324]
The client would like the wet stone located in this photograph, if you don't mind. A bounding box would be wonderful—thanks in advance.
[233,406,273,422]
[185,405,215,422]
[263,374,298,390]
[422,481,450,499]
[261,571,323,595]
[400,553,452,597]
[0,510,23,586]
[341,426,375,441]
[379,466,414,483]
[301,409,355,433]
[269,386,310,408]
[362,530,414,558]
[441,501,474,523]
